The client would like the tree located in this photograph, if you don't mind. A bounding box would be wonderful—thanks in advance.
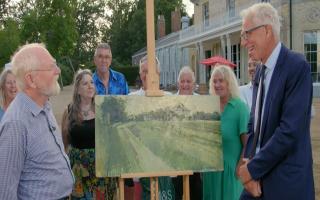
[16,0,78,86]
[101,97,128,123]
[103,0,186,67]
[103,0,135,66]
[0,0,10,24]
[0,18,20,67]
[72,0,107,69]
[19,0,78,59]
[126,1,146,59]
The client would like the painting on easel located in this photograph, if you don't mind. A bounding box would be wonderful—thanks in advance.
[95,95,223,177]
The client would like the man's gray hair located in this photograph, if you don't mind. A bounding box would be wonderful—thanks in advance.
[94,43,111,57]
[240,3,281,41]
[139,55,160,74]
[11,43,48,90]
[178,66,195,83]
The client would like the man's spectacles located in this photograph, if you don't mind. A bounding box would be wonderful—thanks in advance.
[32,64,59,72]
[139,56,160,67]
[241,24,266,41]
[97,55,112,60]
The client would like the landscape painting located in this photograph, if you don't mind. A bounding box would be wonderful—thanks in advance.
[95,95,223,177]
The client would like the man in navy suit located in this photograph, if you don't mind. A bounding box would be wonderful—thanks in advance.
[238,3,315,200]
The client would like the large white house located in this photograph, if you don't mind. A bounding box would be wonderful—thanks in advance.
[132,0,320,95]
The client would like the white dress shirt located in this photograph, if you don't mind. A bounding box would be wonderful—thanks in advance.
[256,42,282,153]
[239,82,253,110]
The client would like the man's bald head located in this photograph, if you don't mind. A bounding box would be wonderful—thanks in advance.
[11,43,53,90]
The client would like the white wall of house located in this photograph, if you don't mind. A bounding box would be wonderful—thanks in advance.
[132,0,320,94]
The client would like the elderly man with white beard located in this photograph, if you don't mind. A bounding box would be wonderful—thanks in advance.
[0,43,74,200]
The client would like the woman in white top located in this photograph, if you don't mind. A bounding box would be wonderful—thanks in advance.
[176,66,198,95]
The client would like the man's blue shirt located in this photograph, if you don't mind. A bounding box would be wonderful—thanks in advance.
[0,92,74,199]
[93,68,129,95]
[0,107,4,121]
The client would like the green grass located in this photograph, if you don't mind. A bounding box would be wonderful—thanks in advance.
[96,120,223,177]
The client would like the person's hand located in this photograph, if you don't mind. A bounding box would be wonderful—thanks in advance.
[238,158,252,184]
[244,180,262,197]
[236,158,246,178]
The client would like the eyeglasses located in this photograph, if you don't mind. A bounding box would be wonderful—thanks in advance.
[240,24,266,41]
[32,63,59,72]
[139,56,160,74]
[97,54,112,60]
[139,56,159,67]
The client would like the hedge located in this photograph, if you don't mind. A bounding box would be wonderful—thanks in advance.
[112,65,139,86]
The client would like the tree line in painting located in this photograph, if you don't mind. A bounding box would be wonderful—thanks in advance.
[98,96,220,124]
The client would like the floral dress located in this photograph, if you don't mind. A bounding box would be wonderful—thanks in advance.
[69,118,118,200]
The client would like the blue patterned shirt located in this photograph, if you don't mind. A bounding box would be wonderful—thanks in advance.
[93,68,129,95]
[0,107,4,121]
[0,92,74,200]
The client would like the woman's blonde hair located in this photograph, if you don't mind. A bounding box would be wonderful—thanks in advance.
[209,64,240,98]
[0,69,14,108]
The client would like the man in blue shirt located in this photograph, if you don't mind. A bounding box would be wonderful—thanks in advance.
[92,43,133,197]
[0,43,74,199]
[92,43,129,95]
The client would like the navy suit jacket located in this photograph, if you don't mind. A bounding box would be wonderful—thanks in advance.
[241,44,315,200]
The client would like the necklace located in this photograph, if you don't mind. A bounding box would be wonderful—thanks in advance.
[81,106,92,117]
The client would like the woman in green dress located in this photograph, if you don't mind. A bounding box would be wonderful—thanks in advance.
[203,64,249,200]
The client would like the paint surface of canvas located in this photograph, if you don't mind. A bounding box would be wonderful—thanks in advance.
[95,95,223,177]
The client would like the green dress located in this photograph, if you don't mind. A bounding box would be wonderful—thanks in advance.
[203,98,249,200]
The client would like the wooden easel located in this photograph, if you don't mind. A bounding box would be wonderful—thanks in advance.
[118,171,193,200]
[117,1,193,199]
[144,0,163,97]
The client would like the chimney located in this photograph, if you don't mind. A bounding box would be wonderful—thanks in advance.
[181,16,190,29]
[171,8,181,32]
[157,15,166,39]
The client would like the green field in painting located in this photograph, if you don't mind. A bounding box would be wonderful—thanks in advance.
[96,120,222,177]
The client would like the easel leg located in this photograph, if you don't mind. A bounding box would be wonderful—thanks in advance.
[183,175,190,200]
[119,178,125,200]
[150,177,159,200]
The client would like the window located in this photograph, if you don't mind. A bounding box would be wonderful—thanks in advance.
[224,45,240,79]
[231,44,241,79]
[304,31,319,82]
[227,0,235,18]
[203,2,209,27]
[205,50,212,82]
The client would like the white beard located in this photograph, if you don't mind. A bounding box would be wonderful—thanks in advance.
[39,79,61,97]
